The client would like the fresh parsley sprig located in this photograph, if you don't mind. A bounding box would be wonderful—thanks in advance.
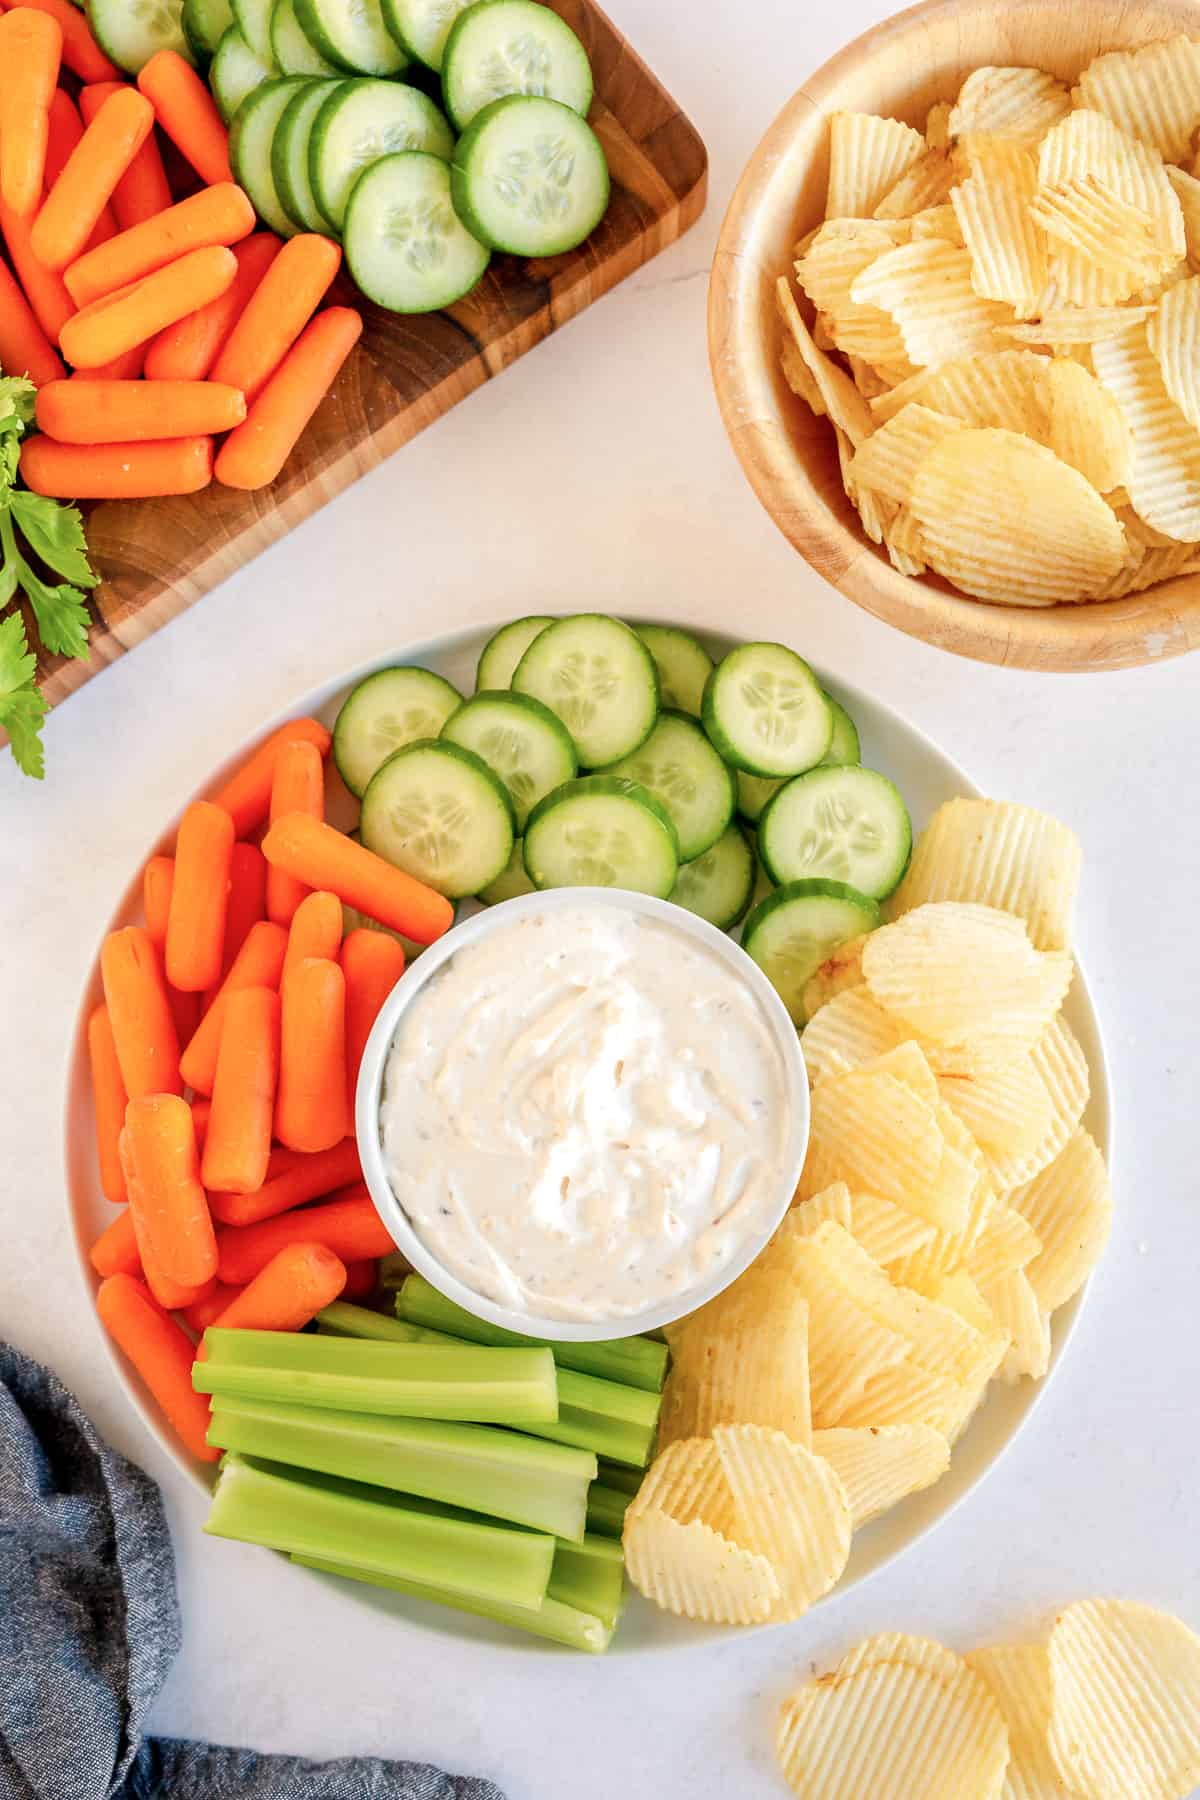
[0,373,97,779]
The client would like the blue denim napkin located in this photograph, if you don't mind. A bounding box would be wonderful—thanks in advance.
[0,1341,506,1800]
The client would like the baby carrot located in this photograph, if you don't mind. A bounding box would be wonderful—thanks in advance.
[80,82,171,230]
[201,986,280,1195]
[215,1187,394,1285]
[208,1241,346,1333]
[21,433,214,498]
[0,196,76,350]
[281,889,342,987]
[262,813,453,946]
[123,1094,217,1288]
[275,956,348,1154]
[179,918,288,1094]
[0,252,66,384]
[32,88,154,271]
[45,90,115,253]
[37,379,247,442]
[90,1205,141,1278]
[341,1260,377,1300]
[208,1135,360,1226]
[87,1003,128,1204]
[96,1274,218,1463]
[165,799,235,992]
[143,854,175,945]
[216,304,361,490]
[266,737,325,924]
[210,716,331,837]
[115,1124,214,1311]
[11,0,116,83]
[210,232,340,401]
[342,928,405,1089]
[137,49,231,187]
[144,230,279,381]
[61,244,238,368]
[0,8,61,216]
[182,1281,241,1334]
[100,924,182,1098]
[70,344,146,380]
[191,1095,211,1149]
[216,841,267,985]
[64,180,255,308]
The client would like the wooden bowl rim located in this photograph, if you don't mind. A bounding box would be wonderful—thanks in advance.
[708,0,1200,672]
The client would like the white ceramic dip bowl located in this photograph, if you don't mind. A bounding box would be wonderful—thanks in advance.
[355,886,810,1343]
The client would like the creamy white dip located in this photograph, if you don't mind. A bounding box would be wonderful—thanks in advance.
[378,903,790,1323]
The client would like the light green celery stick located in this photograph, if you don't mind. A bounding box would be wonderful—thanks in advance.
[207,1395,594,1541]
[196,1329,558,1424]
[316,1303,457,1345]
[396,1275,669,1392]
[521,1368,660,1469]
[585,1483,630,1539]
[549,1535,625,1630]
[294,1545,615,1653]
[597,1460,644,1497]
[205,1455,553,1609]
[377,1253,412,1291]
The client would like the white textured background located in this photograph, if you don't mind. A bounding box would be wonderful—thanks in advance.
[3,1,1199,1792]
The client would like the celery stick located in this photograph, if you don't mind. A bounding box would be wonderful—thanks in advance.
[196,1329,558,1424]
[396,1275,669,1392]
[378,1252,412,1291]
[316,1302,457,1345]
[521,1368,660,1468]
[207,1395,594,1540]
[585,1483,630,1538]
[205,1455,553,1609]
[550,1534,625,1630]
[598,1459,643,1496]
[294,1547,615,1653]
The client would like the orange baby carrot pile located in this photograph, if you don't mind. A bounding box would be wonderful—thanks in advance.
[211,232,341,402]
[211,718,331,837]
[144,230,279,381]
[201,986,280,1195]
[216,305,361,490]
[64,181,255,308]
[61,243,239,369]
[208,1136,361,1228]
[37,378,246,443]
[216,1188,393,1286]
[207,1241,346,1334]
[180,917,287,1095]
[262,813,453,945]
[281,888,342,987]
[45,89,116,253]
[97,1274,218,1462]
[80,82,171,230]
[32,86,154,271]
[275,956,348,1154]
[100,924,181,1098]
[20,435,215,498]
[123,1093,216,1290]
[86,1004,127,1205]
[166,799,235,992]
[137,50,231,188]
[343,928,406,1090]
[0,8,61,217]
[266,737,325,925]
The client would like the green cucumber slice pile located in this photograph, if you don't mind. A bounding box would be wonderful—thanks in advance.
[441,0,593,130]
[451,95,609,258]
[332,617,910,1019]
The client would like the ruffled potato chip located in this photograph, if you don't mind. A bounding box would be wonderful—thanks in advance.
[1037,110,1184,308]
[933,1269,1002,1338]
[965,1643,1063,1800]
[623,1509,779,1625]
[983,1267,1051,1381]
[871,347,1050,430]
[808,1067,946,1214]
[812,1423,950,1527]
[949,65,1071,145]
[1001,303,1154,344]
[884,503,927,574]
[791,1181,855,1235]
[801,985,908,1085]
[713,1424,852,1622]
[850,240,1015,366]
[827,111,925,221]
[1092,323,1200,541]
[1029,174,1176,296]
[936,1052,1054,1160]
[964,1204,1043,1288]
[847,1192,938,1267]
[775,276,875,447]
[1148,275,1200,434]
[846,402,967,506]
[926,100,953,149]
[952,138,1048,315]
[1009,1127,1112,1315]
[1048,355,1132,492]
[1048,1599,1200,1800]
[982,1013,1090,1190]
[780,335,827,415]
[1166,165,1200,266]
[1076,35,1200,165]
[875,147,958,219]
[626,1436,737,1536]
[659,1288,812,1450]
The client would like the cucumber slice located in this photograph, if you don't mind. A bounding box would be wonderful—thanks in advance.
[748,849,775,915]
[742,880,881,1025]
[295,0,407,73]
[211,25,277,122]
[344,152,491,313]
[334,666,463,797]
[476,615,552,690]
[441,0,592,131]
[702,642,833,778]
[231,75,312,234]
[634,625,713,718]
[512,614,657,767]
[310,78,453,230]
[183,0,234,61]
[440,691,577,831]
[601,710,734,862]
[380,0,474,69]
[232,0,273,58]
[273,77,343,230]
[820,696,861,768]
[361,740,515,898]
[669,824,755,931]
[759,766,912,900]
[478,838,536,904]
[451,95,609,257]
[272,0,340,72]
[523,776,678,898]
[88,0,191,72]
[735,768,785,825]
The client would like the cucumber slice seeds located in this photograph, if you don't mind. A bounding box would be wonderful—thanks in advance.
[451,96,609,258]
[523,776,679,898]
[758,765,912,900]
[441,0,593,130]
[702,642,833,778]
[361,740,515,898]
[602,710,734,862]
[345,151,490,313]
[513,614,658,767]
[441,690,577,830]
[334,665,464,797]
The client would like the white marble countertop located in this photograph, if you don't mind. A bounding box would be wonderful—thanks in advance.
[3,1,1200,1792]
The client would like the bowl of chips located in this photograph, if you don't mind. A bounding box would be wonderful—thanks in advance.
[709,0,1200,670]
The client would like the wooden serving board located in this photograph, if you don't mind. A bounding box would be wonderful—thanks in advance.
[35,1,707,709]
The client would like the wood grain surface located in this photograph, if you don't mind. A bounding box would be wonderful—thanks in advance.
[709,0,1200,672]
[33,0,707,708]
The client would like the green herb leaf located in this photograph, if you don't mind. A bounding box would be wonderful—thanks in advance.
[0,376,36,435]
[17,564,91,661]
[10,490,98,588]
[0,612,47,779]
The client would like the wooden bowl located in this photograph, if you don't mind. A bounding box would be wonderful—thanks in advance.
[708,0,1200,672]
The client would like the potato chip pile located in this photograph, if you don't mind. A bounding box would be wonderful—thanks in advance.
[778,38,1200,604]
[776,1598,1200,1799]
[623,799,1112,1628]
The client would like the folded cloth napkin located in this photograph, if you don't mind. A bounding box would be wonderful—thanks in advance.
[0,1342,506,1800]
